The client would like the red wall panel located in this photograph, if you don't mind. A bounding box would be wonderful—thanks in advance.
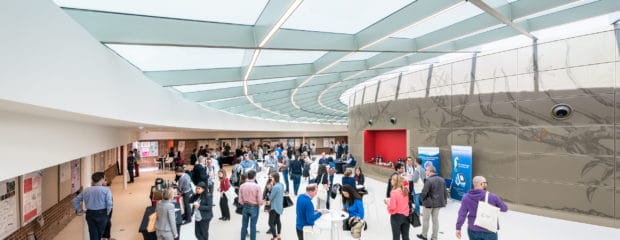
[364,129,406,164]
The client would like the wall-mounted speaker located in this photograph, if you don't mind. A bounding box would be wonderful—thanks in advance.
[389,117,397,124]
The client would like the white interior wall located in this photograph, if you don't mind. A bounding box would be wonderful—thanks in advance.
[139,130,347,140]
[0,108,136,182]
[0,0,345,133]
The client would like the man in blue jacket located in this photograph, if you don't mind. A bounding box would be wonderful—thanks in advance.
[455,176,508,240]
[296,184,327,240]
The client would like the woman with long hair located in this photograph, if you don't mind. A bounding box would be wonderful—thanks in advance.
[354,167,365,186]
[385,175,410,240]
[341,184,365,238]
[217,169,231,221]
[267,172,284,240]
[315,164,330,209]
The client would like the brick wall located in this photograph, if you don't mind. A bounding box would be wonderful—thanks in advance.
[6,164,119,240]
[5,194,77,240]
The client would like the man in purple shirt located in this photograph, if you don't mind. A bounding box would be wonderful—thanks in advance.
[456,176,508,240]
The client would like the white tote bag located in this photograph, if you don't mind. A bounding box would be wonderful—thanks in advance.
[474,191,500,232]
[225,187,237,200]
[413,169,424,194]
[317,175,327,201]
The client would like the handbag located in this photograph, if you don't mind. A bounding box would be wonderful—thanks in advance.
[413,169,424,194]
[474,191,500,232]
[283,195,294,208]
[224,187,237,200]
[316,175,327,201]
[146,212,157,232]
[409,209,421,227]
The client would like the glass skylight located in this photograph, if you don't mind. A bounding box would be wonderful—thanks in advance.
[107,45,246,71]
[394,3,483,39]
[282,0,415,34]
[342,52,381,62]
[173,77,297,93]
[54,0,268,25]
[255,50,327,66]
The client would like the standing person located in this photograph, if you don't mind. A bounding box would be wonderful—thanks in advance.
[176,167,194,224]
[354,167,365,186]
[191,148,198,165]
[239,170,262,240]
[456,176,508,240]
[267,172,284,240]
[295,184,327,240]
[72,172,113,240]
[386,163,405,198]
[318,152,329,165]
[340,184,365,237]
[264,151,279,174]
[281,150,291,194]
[310,143,316,156]
[191,182,214,240]
[218,169,231,221]
[192,157,208,185]
[385,175,410,240]
[133,148,141,177]
[315,164,330,209]
[289,152,304,195]
[127,150,135,183]
[155,188,179,240]
[412,158,426,214]
[417,165,447,240]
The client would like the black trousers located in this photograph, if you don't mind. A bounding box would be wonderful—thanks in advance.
[219,194,230,219]
[268,210,282,237]
[390,213,410,240]
[85,209,108,240]
[182,191,193,222]
[127,167,134,182]
[195,218,211,240]
[296,229,304,240]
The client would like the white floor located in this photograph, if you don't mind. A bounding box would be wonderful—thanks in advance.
[55,167,620,240]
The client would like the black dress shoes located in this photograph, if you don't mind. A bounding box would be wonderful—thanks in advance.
[416,234,428,240]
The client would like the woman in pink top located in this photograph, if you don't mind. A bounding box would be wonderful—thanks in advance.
[384,175,410,240]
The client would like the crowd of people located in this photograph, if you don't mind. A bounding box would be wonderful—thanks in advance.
[72,144,508,240]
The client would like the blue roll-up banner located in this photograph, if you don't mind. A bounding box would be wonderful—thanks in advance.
[418,147,440,176]
[450,145,472,200]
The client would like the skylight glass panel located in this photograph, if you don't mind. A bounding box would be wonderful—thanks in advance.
[255,50,327,66]
[530,14,616,43]
[249,77,297,85]
[107,45,246,71]
[54,0,268,25]
[513,0,600,23]
[394,3,483,39]
[342,52,380,62]
[282,0,415,34]
[173,82,243,93]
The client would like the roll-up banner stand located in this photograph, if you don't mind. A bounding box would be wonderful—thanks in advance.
[450,145,472,200]
[417,147,440,176]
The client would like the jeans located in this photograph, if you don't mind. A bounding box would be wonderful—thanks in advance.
[421,207,440,240]
[292,174,301,195]
[283,170,290,193]
[85,209,108,240]
[468,229,498,240]
[103,209,112,238]
[413,194,421,214]
[240,205,259,240]
[390,213,410,240]
[268,210,282,237]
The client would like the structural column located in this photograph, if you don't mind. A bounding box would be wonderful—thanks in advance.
[122,145,128,190]
[80,156,92,240]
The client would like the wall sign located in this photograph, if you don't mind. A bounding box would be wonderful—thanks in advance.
[21,171,42,224]
[450,145,472,200]
[418,147,440,176]
[0,177,18,239]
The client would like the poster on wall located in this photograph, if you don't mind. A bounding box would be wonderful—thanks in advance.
[60,161,71,182]
[450,145,472,200]
[178,141,185,153]
[21,171,42,224]
[323,138,335,148]
[71,159,81,194]
[0,177,18,239]
[418,147,441,176]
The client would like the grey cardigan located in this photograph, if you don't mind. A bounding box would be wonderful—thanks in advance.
[155,200,178,236]
[269,182,284,214]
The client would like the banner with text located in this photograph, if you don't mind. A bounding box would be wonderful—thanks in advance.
[450,145,472,200]
[418,147,440,176]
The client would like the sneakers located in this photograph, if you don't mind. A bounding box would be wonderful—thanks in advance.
[416,234,428,240]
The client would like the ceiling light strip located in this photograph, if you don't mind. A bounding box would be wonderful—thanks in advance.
[359,1,467,50]
[258,0,304,47]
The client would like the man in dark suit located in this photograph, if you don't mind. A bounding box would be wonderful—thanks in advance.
[127,150,135,183]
